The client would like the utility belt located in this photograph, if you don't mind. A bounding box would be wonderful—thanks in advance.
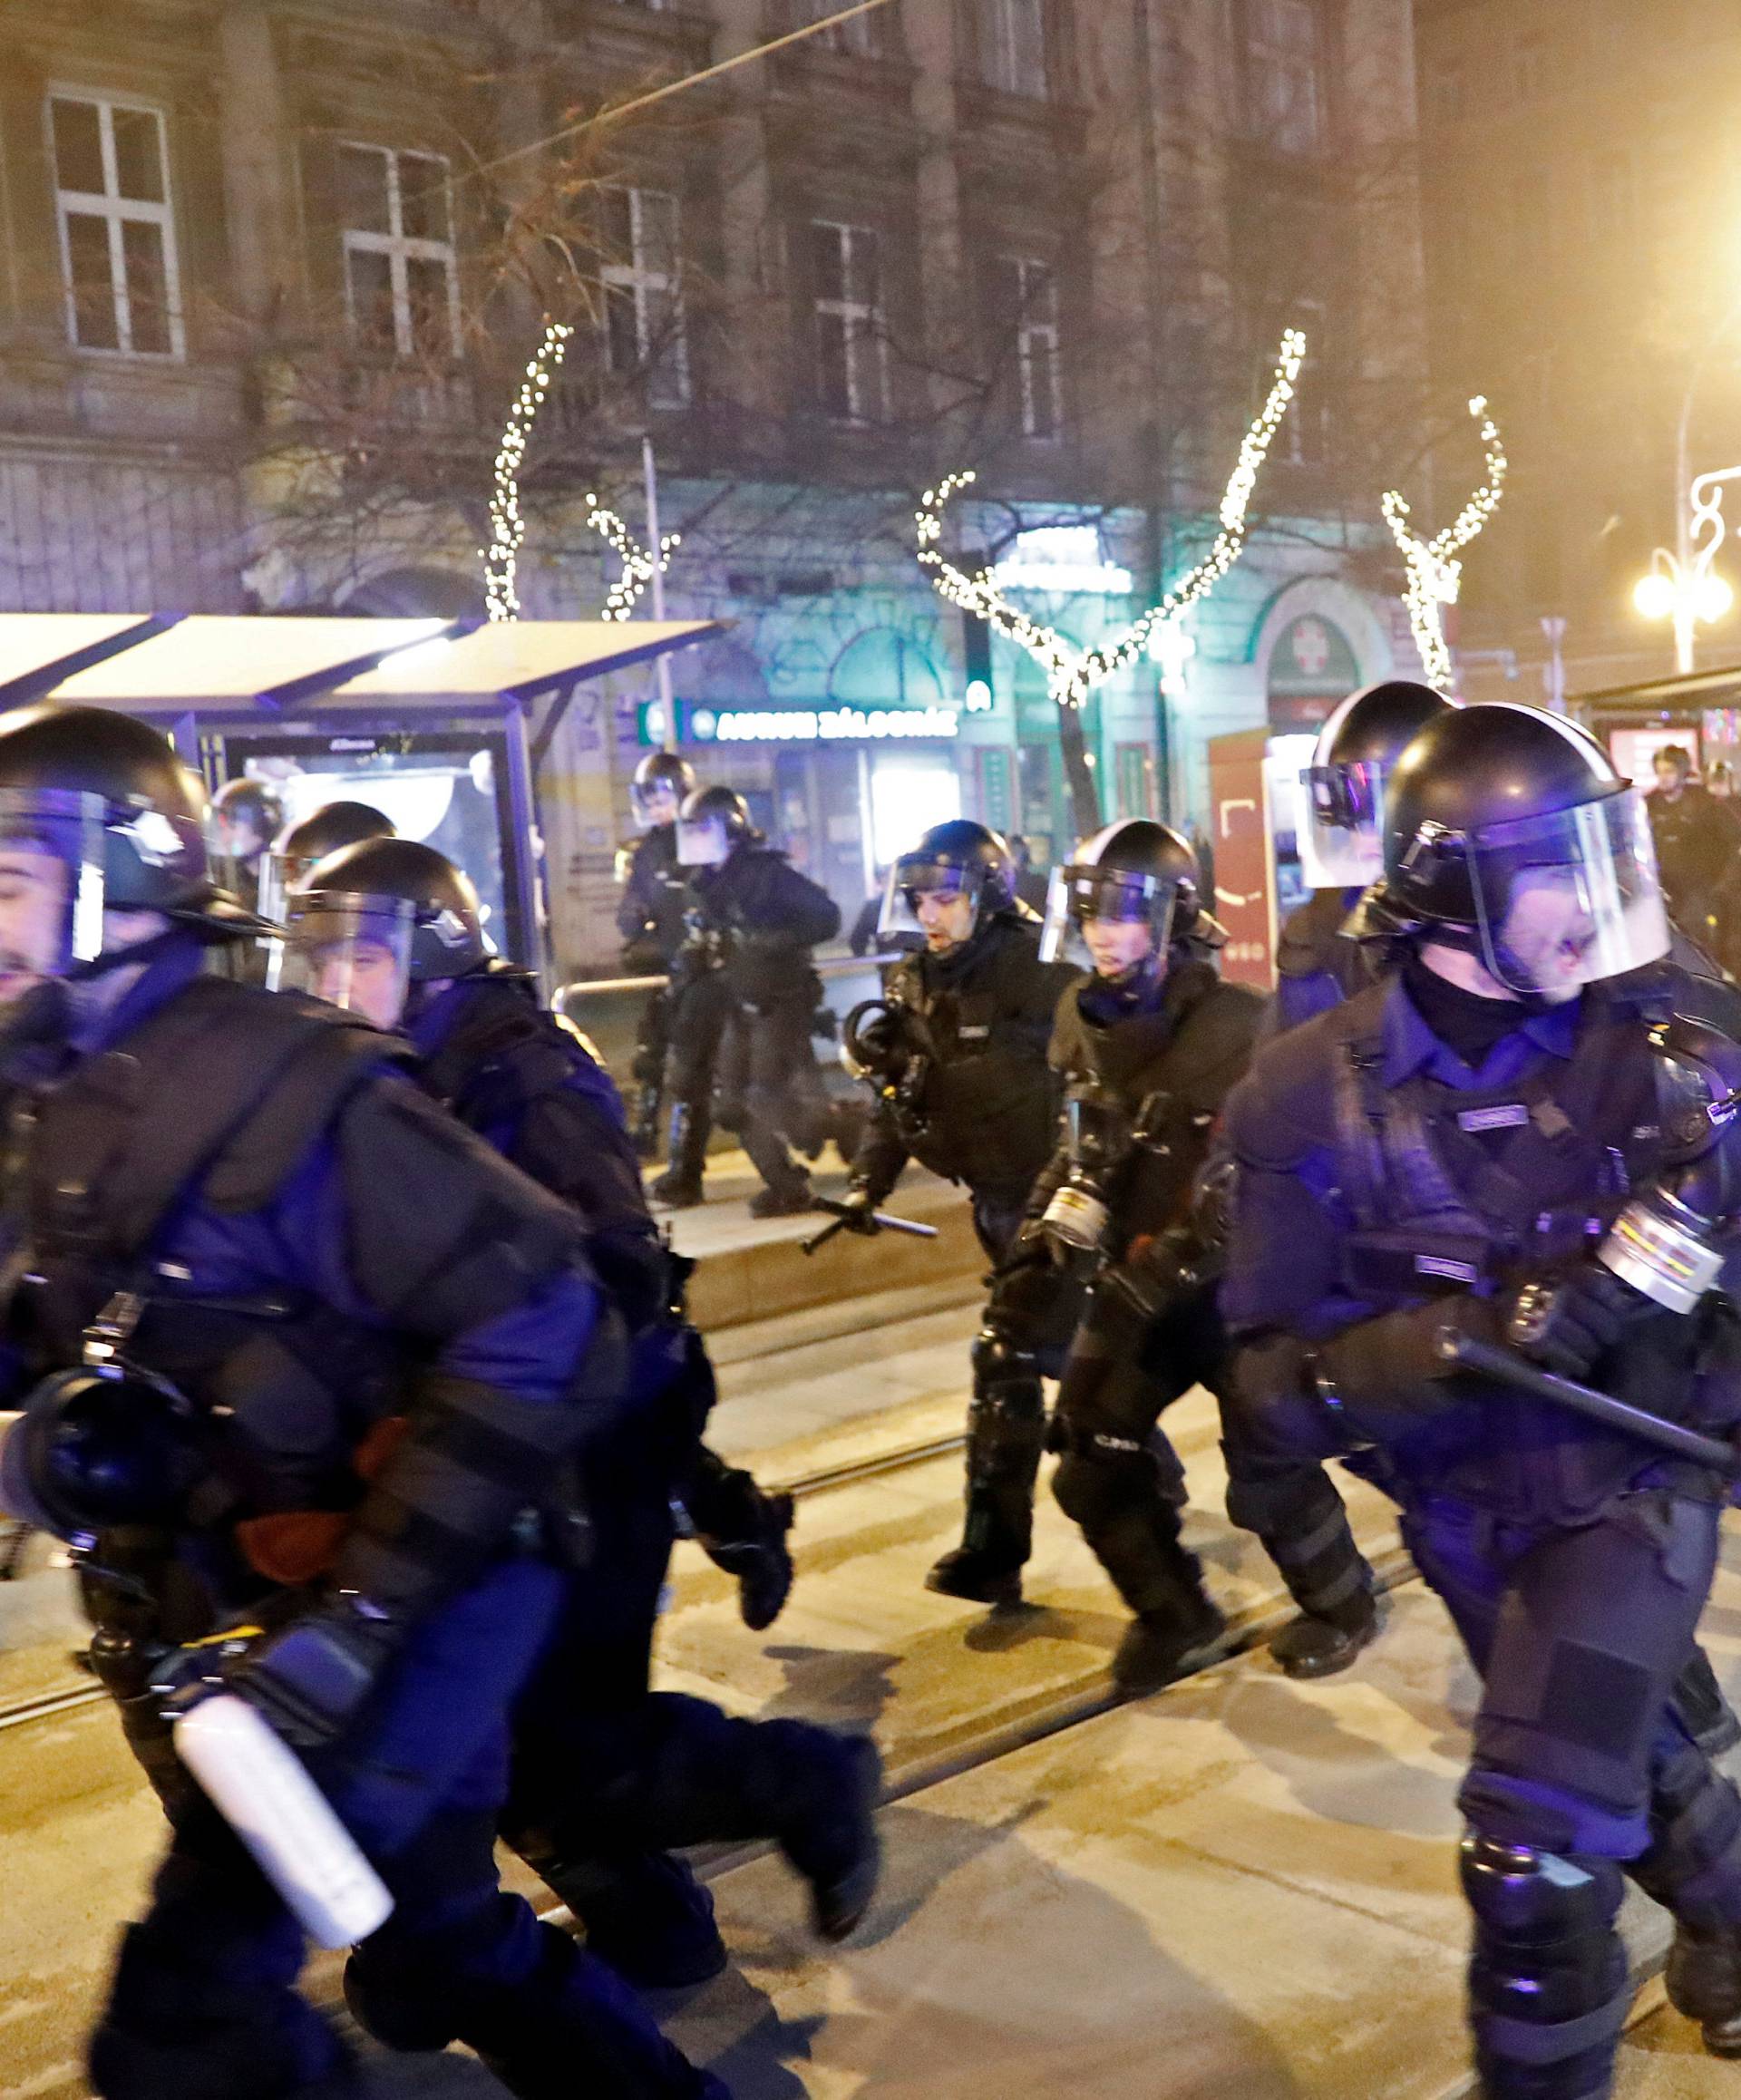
[1339,1202,1617,1304]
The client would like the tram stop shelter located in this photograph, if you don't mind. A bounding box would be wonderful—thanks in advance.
[1573,659,1741,787]
[0,611,723,988]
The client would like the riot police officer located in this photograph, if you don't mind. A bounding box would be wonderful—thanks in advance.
[673,786,850,1219]
[1036,821,1377,1692]
[836,821,1077,1600]
[1224,703,1741,2095]
[1274,679,1454,1032]
[1279,688,1741,1757]
[0,705,724,2099]
[284,836,881,1984]
[210,777,282,910]
[618,753,697,1157]
[260,798,394,920]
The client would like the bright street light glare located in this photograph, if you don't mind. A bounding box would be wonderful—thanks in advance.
[1633,572,1678,620]
[1695,571,1736,623]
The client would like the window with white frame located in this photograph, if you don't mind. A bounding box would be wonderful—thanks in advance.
[981,0,1049,99]
[794,0,880,54]
[48,93,183,357]
[338,144,461,361]
[1247,0,1325,154]
[995,257,1062,442]
[601,187,690,407]
[809,220,888,423]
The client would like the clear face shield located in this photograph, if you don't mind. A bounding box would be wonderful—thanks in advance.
[276,893,415,1032]
[878,857,983,953]
[676,814,732,869]
[255,849,312,928]
[1465,790,1671,1002]
[1039,863,1177,977]
[1299,759,1388,890]
[632,779,684,831]
[0,789,109,1005]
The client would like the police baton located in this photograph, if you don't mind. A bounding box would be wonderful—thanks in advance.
[801,1197,939,1259]
[1435,1328,1741,1476]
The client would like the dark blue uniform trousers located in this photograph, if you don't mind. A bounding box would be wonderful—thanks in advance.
[92,1559,720,2100]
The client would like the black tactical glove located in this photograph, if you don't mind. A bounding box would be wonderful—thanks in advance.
[836,1186,883,1237]
[1100,1228,1210,1321]
[153,1596,399,1753]
[1503,1262,1662,1382]
[686,1453,795,1632]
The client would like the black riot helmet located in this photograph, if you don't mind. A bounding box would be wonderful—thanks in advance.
[1377,702,1670,999]
[1300,679,1457,890]
[676,784,754,869]
[0,701,258,977]
[0,1364,209,1544]
[212,776,283,856]
[1040,819,1211,979]
[281,837,492,1026]
[631,751,696,827]
[261,801,395,921]
[878,820,1016,950]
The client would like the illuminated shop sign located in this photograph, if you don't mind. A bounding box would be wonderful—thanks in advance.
[638,702,959,745]
[990,525,1133,597]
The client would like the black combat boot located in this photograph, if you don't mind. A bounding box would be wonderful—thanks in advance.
[1667,1923,1741,2056]
[1112,1593,1227,1697]
[927,1358,1047,1606]
[748,1173,813,1220]
[777,1734,884,1942]
[649,1103,708,1208]
[1269,1588,1380,1681]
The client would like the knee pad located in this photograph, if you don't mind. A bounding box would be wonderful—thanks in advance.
[1461,1833,1629,2079]
[1223,1461,1338,1541]
[970,1329,1043,1392]
[1053,1441,1162,1530]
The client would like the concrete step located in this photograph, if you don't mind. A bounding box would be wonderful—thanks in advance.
[662,1151,983,1334]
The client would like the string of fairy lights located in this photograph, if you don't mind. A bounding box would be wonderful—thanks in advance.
[481,318,678,624]
[916,330,1307,711]
[585,493,680,623]
[482,320,572,622]
[1382,394,1508,693]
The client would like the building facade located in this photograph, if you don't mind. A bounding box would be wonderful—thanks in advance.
[1415,0,1741,715]
[0,0,1425,972]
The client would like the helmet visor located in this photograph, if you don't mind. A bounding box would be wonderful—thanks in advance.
[256,849,308,927]
[1468,790,1670,998]
[0,788,109,997]
[631,776,685,829]
[276,892,414,1029]
[676,815,731,868]
[1299,760,1388,890]
[878,856,983,948]
[1038,863,1177,969]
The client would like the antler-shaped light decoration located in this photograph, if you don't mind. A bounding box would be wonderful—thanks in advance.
[584,493,681,623]
[483,319,574,623]
[1382,394,1507,692]
[917,328,1307,710]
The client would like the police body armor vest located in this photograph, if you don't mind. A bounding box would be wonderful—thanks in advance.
[418,969,579,1131]
[1052,960,1261,1252]
[882,926,1058,1192]
[10,975,404,1522]
[1325,977,1728,1521]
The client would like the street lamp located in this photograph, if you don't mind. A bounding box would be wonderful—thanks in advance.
[1635,466,1741,673]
